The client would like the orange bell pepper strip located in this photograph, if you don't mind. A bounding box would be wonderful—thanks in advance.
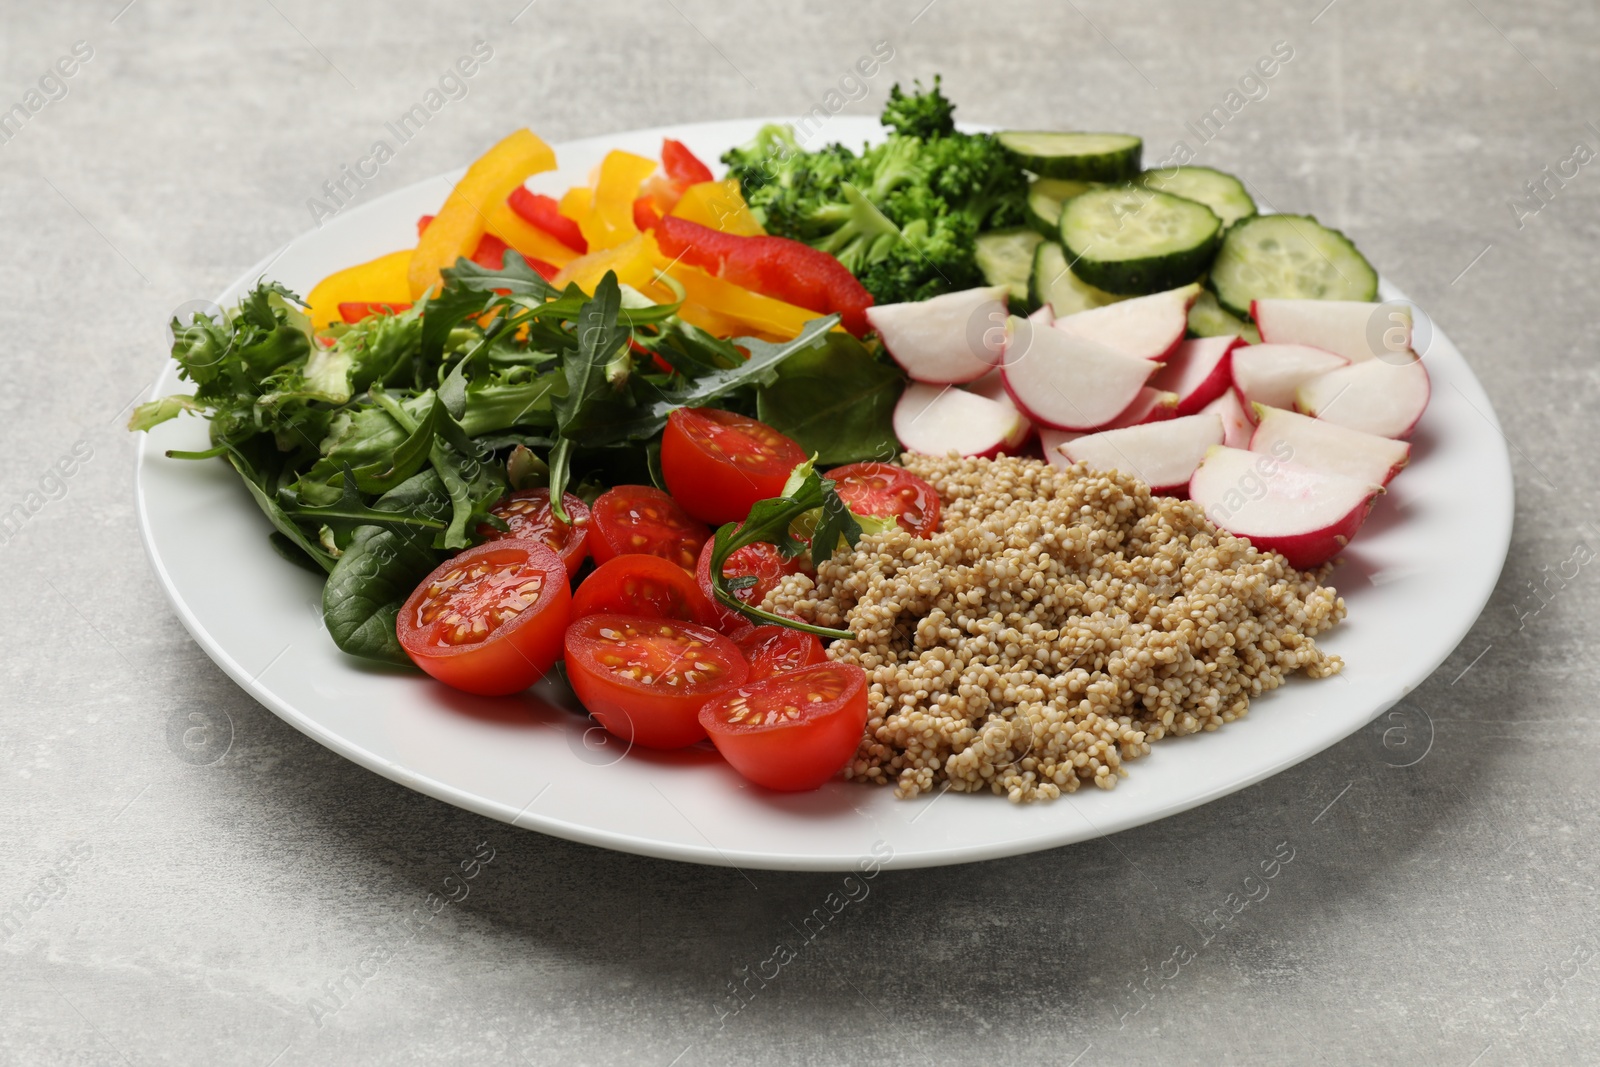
[577,150,659,252]
[408,129,557,298]
[306,249,413,332]
[669,180,765,236]
[664,264,818,339]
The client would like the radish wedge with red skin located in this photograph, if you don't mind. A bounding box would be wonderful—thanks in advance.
[868,285,1008,385]
[894,382,1030,458]
[1151,336,1241,415]
[1249,405,1411,486]
[1231,343,1349,410]
[1295,352,1431,439]
[1096,387,1179,430]
[1189,446,1383,570]
[1001,318,1160,431]
[1253,299,1410,364]
[1051,283,1199,361]
[1203,389,1253,448]
[1038,426,1081,471]
[1059,413,1225,494]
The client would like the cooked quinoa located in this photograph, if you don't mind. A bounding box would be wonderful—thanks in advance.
[765,453,1346,803]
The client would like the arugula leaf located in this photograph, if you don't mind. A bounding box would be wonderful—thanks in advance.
[552,272,634,437]
[757,331,904,464]
[707,460,859,640]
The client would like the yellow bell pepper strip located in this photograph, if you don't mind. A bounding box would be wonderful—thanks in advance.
[305,249,413,332]
[408,129,557,298]
[674,301,746,339]
[577,150,659,252]
[551,233,665,295]
[663,264,817,340]
[669,179,765,236]
[558,185,593,230]
[483,199,579,269]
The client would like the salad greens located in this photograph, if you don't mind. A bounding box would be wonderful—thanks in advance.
[133,255,898,664]
[721,77,1027,304]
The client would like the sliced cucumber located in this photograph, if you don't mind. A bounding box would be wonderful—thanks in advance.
[1208,214,1378,319]
[1030,240,1127,317]
[975,228,1044,309]
[1059,185,1221,295]
[1188,289,1261,344]
[1025,178,1100,237]
[999,131,1142,182]
[1136,166,1257,228]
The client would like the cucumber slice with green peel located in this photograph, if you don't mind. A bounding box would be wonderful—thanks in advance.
[1136,166,1257,228]
[999,131,1142,182]
[1026,178,1101,237]
[975,228,1044,309]
[1059,186,1222,295]
[1208,214,1378,319]
[1188,289,1261,344]
[1030,240,1127,317]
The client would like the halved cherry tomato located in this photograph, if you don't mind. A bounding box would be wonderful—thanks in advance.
[338,301,413,324]
[571,555,718,627]
[694,539,806,632]
[397,541,572,696]
[824,462,942,537]
[589,485,710,570]
[698,663,869,791]
[563,614,748,749]
[661,408,806,526]
[476,489,591,578]
[734,626,828,681]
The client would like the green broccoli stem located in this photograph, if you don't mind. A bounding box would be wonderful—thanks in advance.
[809,183,902,274]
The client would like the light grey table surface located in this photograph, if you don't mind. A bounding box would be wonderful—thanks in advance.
[3,1,1597,1064]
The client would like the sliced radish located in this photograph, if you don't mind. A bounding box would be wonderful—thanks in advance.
[1151,336,1241,416]
[1249,405,1411,486]
[1001,319,1159,431]
[868,285,1008,385]
[1095,387,1179,430]
[1051,283,1199,361]
[1059,414,1224,494]
[1231,343,1349,410]
[1038,426,1082,471]
[1203,389,1253,449]
[1189,446,1383,569]
[1295,353,1431,439]
[967,368,1014,409]
[893,382,1029,458]
[1253,299,1409,363]
[1027,304,1054,326]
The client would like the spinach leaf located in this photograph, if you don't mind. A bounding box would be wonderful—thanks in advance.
[757,331,904,465]
[321,471,452,665]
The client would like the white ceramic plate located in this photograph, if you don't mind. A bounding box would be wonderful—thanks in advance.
[135,118,1514,871]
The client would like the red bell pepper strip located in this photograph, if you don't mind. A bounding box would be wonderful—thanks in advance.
[632,196,661,232]
[339,301,413,324]
[653,215,874,337]
[661,139,714,186]
[505,188,588,253]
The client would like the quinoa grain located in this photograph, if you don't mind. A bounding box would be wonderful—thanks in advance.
[765,454,1346,802]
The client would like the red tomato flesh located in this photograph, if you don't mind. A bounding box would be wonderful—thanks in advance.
[589,485,709,571]
[397,541,572,696]
[477,489,591,577]
[825,462,942,537]
[563,614,748,749]
[571,554,718,628]
[734,626,828,681]
[661,408,806,526]
[698,663,869,791]
[695,539,806,632]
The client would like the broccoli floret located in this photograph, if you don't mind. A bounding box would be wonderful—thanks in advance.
[719,82,1023,305]
[880,76,956,140]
